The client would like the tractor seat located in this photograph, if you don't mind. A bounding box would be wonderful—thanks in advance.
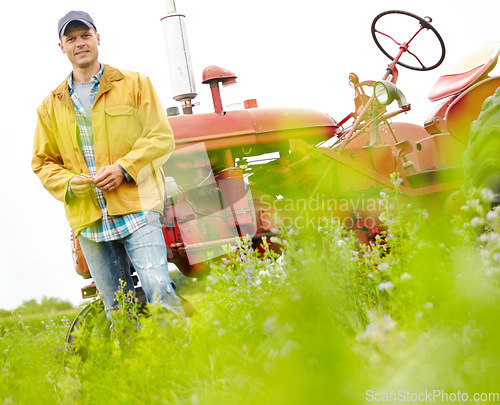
[428,42,500,101]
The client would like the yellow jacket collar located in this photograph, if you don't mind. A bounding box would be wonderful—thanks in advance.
[51,64,124,108]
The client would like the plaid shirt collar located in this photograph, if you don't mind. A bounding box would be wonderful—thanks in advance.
[67,63,104,116]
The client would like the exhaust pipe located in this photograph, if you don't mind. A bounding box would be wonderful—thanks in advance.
[161,0,197,114]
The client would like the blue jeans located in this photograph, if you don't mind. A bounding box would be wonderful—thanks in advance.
[78,219,184,318]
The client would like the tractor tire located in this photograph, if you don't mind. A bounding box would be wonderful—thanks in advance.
[463,85,500,204]
[65,299,109,360]
[66,287,196,360]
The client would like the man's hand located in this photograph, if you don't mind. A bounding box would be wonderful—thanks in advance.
[93,165,125,192]
[69,175,94,197]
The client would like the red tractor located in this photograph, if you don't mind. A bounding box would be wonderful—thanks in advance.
[66,8,500,344]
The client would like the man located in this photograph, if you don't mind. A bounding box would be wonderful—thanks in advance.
[32,10,184,319]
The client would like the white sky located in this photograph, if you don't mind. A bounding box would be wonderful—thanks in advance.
[0,0,498,310]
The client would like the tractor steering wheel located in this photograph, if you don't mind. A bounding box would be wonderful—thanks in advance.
[371,10,445,71]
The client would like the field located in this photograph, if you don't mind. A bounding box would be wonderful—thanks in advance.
[2,186,500,404]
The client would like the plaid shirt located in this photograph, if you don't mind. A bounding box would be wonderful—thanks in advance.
[68,64,158,242]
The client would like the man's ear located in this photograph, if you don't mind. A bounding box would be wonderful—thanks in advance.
[96,32,100,46]
[58,42,66,54]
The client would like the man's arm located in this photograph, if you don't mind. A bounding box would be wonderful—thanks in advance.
[32,104,77,202]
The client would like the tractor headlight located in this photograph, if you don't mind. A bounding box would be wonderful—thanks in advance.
[373,80,394,106]
[374,80,409,109]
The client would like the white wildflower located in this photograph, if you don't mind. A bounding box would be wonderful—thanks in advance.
[400,273,412,281]
[481,188,495,202]
[486,210,498,222]
[479,248,490,258]
[378,262,389,272]
[423,302,433,311]
[262,316,281,334]
[478,233,489,242]
[360,311,397,342]
[471,216,485,228]
[382,314,397,329]
[467,199,480,208]
[378,281,394,291]
[279,340,299,358]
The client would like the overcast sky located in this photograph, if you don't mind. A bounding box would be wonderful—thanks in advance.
[0,0,498,310]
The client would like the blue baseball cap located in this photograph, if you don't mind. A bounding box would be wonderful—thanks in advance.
[58,10,96,38]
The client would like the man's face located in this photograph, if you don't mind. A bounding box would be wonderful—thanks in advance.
[59,23,100,69]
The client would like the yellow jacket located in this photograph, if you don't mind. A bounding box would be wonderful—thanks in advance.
[32,65,174,234]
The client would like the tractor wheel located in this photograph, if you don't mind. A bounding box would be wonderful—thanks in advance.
[65,299,109,360]
[463,85,500,205]
[66,288,196,360]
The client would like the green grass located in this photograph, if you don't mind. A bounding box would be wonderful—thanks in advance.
[2,188,500,404]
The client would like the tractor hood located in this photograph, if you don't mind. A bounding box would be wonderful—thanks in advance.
[168,107,338,151]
